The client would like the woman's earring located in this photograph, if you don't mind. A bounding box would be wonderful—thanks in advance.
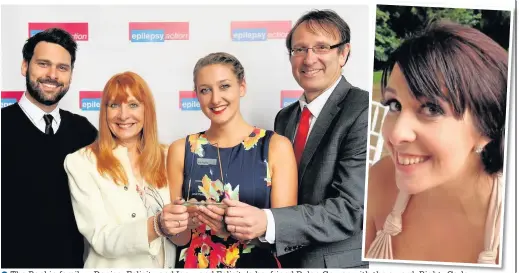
[475,146,483,154]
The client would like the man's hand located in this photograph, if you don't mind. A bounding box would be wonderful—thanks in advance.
[223,198,267,241]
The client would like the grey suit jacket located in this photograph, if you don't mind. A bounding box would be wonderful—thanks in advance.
[272,77,369,268]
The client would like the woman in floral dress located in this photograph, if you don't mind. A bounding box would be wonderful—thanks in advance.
[166,52,298,268]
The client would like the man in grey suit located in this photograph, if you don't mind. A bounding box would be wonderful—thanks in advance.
[224,9,368,268]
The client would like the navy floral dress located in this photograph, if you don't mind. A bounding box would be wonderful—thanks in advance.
[176,128,279,268]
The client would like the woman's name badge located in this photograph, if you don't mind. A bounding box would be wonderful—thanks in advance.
[197,158,217,166]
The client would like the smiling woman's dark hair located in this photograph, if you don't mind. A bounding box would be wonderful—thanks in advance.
[381,20,509,175]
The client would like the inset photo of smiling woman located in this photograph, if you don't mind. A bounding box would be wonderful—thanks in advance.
[363,4,512,267]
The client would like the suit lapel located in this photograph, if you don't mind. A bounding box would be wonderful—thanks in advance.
[285,104,300,142]
[298,77,352,184]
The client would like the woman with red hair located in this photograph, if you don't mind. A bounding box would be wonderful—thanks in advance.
[64,71,186,268]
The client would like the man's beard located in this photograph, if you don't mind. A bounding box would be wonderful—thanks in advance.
[25,69,69,106]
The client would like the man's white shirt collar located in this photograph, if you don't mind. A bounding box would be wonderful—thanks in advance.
[298,76,342,118]
[18,92,61,131]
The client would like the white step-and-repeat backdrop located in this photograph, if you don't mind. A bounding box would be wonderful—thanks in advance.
[1,5,372,144]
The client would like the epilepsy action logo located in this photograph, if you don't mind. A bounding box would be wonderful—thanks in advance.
[129,22,189,42]
[179,91,200,111]
[231,21,291,42]
[79,91,102,111]
[29,23,89,41]
[280,90,303,108]
[1,91,24,108]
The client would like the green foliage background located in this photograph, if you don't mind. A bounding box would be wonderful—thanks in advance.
[374,6,511,71]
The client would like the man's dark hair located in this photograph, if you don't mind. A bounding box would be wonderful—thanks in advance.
[286,9,351,55]
[22,28,77,68]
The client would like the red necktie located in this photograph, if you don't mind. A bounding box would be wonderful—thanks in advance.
[293,107,311,165]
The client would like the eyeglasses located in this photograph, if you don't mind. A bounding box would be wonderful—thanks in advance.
[290,40,349,56]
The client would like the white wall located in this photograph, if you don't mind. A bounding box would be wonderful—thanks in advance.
[1,5,372,144]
